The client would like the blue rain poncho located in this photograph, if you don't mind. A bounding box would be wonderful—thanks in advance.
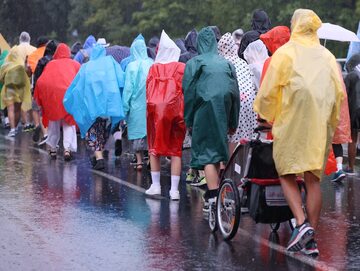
[122,36,154,140]
[120,34,145,71]
[63,44,125,137]
[74,35,96,64]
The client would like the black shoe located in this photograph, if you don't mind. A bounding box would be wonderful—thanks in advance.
[32,126,41,142]
[103,150,109,159]
[115,140,122,157]
[90,156,97,167]
[93,159,105,170]
[64,150,72,162]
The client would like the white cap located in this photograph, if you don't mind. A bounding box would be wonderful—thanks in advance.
[96,38,110,47]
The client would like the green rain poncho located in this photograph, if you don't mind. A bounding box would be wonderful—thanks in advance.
[183,27,240,169]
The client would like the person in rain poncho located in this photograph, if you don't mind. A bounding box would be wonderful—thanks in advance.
[232,28,244,50]
[70,41,82,59]
[183,27,240,206]
[218,32,257,153]
[254,9,344,255]
[0,49,9,127]
[35,43,80,161]
[0,51,32,137]
[11,32,36,64]
[64,44,125,170]
[346,21,360,64]
[73,35,96,64]
[244,39,269,90]
[120,34,146,71]
[344,54,360,174]
[147,36,159,60]
[238,9,271,60]
[175,38,187,54]
[145,30,186,200]
[179,29,198,64]
[122,35,153,170]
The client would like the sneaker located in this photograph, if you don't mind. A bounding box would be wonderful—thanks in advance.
[202,197,216,213]
[23,124,35,132]
[190,176,207,187]
[169,190,180,201]
[114,139,122,157]
[7,129,16,137]
[93,159,105,171]
[64,150,72,162]
[32,126,41,142]
[287,222,315,252]
[344,167,356,176]
[145,184,161,196]
[38,135,48,146]
[331,170,346,182]
[301,239,319,257]
[186,172,198,183]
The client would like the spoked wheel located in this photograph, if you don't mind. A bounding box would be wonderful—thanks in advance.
[217,179,241,241]
[209,198,218,232]
[270,223,280,232]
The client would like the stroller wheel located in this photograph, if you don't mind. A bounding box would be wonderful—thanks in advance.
[270,223,280,232]
[217,179,241,241]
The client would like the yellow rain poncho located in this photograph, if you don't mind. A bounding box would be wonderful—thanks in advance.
[254,9,344,178]
[0,51,32,110]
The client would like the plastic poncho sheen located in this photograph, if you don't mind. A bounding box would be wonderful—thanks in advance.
[122,37,153,140]
[63,44,125,137]
[74,35,96,64]
[27,46,46,73]
[183,27,240,169]
[254,9,344,178]
[35,43,80,127]
[146,30,186,157]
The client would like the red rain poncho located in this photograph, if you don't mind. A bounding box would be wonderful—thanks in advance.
[35,43,80,127]
[146,30,186,157]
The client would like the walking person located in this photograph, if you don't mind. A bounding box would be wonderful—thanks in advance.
[254,9,344,256]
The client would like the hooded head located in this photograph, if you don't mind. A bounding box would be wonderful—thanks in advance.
[44,40,58,57]
[260,26,290,54]
[71,42,82,56]
[346,53,360,73]
[175,39,187,54]
[290,9,322,46]
[154,30,181,64]
[210,26,222,42]
[90,44,106,60]
[251,9,271,33]
[218,33,238,58]
[53,43,71,60]
[130,37,148,60]
[19,32,30,44]
[148,36,160,48]
[243,39,268,65]
[83,35,96,50]
[232,29,244,46]
[197,27,218,55]
[36,36,48,48]
[184,29,198,52]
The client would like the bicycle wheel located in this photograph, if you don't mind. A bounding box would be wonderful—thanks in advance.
[217,179,241,241]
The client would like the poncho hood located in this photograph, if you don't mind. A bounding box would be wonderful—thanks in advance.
[185,29,198,52]
[197,27,218,55]
[251,9,271,33]
[130,37,148,60]
[175,39,187,54]
[243,39,268,65]
[53,43,71,60]
[44,40,58,57]
[210,26,222,41]
[90,44,106,60]
[218,33,238,57]
[346,53,360,72]
[260,26,290,54]
[290,9,322,46]
[83,35,96,50]
[155,30,180,64]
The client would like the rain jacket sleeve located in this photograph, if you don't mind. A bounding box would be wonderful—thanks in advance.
[122,67,134,118]
[229,63,240,130]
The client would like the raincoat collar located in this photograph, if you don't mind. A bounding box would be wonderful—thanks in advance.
[252,9,271,34]
[197,27,218,55]
[155,30,180,64]
[83,35,96,50]
[260,26,290,54]
[90,44,106,60]
[130,35,148,60]
[53,43,71,60]
[243,39,268,65]
[185,29,198,53]
[218,33,238,58]
[290,9,322,47]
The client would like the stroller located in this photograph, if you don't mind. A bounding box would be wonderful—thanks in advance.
[208,126,304,241]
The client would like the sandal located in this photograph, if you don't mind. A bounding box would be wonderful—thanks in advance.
[64,150,72,162]
[134,163,143,171]
[49,150,57,160]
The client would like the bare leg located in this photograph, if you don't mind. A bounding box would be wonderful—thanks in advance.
[150,154,161,172]
[280,174,305,226]
[7,104,15,129]
[229,142,237,155]
[94,151,103,160]
[204,164,220,190]
[304,171,321,230]
[14,103,22,128]
[348,130,358,170]
[32,110,40,127]
[135,151,143,169]
[171,156,181,176]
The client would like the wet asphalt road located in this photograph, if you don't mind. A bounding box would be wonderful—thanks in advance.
[0,130,360,271]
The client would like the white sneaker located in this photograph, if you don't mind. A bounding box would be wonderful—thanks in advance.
[7,129,16,137]
[169,190,180,201]
[145,185,161,196]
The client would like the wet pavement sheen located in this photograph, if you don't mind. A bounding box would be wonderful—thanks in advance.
[0,131,360,271]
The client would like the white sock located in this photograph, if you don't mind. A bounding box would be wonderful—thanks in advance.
[10,128,15,132]
[151,171,161,187]
[337,163,343,171]
[113,131,122,141]
[171,175,180,192]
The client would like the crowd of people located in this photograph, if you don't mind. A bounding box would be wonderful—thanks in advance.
[0,8,359,258]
